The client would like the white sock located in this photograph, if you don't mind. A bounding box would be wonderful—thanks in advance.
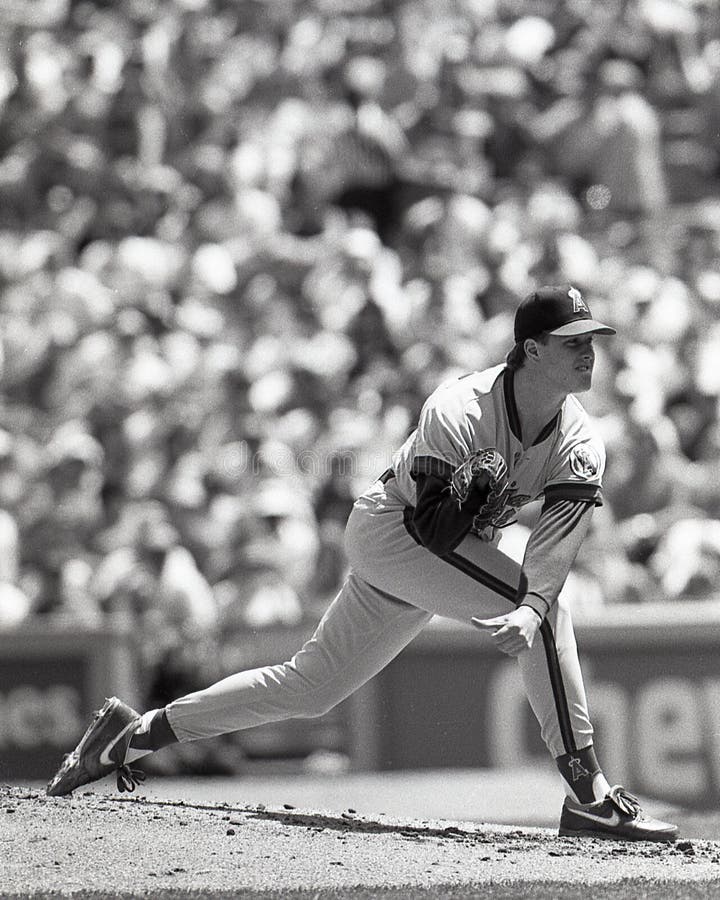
[124,747,153,764]
[592,771,612,802]
[561,771,612,804]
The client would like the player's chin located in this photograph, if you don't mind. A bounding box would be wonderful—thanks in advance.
[573,368,593,392]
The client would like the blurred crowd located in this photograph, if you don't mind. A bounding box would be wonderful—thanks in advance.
[1,0,720,700]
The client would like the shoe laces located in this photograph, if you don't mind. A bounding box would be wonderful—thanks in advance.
[607,785,642,817]
[116,765,146,793]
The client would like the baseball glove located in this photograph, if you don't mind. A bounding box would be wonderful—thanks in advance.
[449,447,509,509]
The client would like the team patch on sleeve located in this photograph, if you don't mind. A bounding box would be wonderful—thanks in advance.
[569,444,600,480]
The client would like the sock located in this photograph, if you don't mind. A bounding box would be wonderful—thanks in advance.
[555,745,610,804]
[124,709,179,764]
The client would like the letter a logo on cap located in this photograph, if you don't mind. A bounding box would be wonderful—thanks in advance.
[568,286,588,314]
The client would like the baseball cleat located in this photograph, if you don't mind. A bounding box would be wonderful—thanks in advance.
[558,785,677,842]
[46,697,144,797]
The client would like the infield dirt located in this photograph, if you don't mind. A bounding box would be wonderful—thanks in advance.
[3,783,720,899]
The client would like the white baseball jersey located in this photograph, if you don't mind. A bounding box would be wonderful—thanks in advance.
[390,364,605,537]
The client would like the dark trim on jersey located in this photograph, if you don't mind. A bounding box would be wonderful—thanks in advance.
[535,416,561,446]
[410,455,455,482]
[503,369,560,447]
[503,369,523,442]
[543,482,602,508]
[402,508,577,755]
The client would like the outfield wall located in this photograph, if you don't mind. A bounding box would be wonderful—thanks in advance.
[0,622,139,782]
[2,604,719,808]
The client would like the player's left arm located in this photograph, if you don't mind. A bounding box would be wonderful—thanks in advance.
[517,426,605,620]
[515,495,595,620]
[474,420,605,653]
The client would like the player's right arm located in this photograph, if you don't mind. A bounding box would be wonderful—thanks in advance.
[404,383,490,556]
[411,469,483,556]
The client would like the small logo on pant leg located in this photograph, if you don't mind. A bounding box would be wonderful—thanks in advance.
[569,756,591,782]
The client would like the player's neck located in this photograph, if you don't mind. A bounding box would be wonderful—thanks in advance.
[511,367,567,446]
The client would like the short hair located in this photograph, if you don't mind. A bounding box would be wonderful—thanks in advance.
[505,332,549,371]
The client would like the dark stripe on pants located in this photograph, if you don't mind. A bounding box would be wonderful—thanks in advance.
[403,508,577,755]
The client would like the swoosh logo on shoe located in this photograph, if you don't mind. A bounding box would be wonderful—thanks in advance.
[99,719,140,768]
[570,807,622,828]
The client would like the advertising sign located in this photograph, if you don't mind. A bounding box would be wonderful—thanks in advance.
[0,626,138,780]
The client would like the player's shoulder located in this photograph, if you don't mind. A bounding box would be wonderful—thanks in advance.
[558,394,605,448]
[427,364,504,409]
[561,393,596,426]
[542,395,607,484]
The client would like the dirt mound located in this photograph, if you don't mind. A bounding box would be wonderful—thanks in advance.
[2,784,720,899]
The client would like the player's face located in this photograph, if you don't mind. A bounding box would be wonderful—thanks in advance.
[534,333,596,394]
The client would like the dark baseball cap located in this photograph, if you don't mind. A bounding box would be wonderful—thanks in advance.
[514,285,616,342]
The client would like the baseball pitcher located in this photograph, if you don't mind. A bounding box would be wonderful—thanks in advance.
[47,285,677,842]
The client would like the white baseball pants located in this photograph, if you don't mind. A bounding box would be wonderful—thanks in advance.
[166,479,594,759]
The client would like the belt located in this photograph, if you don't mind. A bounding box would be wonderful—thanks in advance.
[379,467,395,484]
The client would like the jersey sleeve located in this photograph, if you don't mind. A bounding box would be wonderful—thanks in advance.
[542,409,606,507]
[410,472,481,556]
[517,498,595,619]
[409,383,477,482]
[407,386,496,556]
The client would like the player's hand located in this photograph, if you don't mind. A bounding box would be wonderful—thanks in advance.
[471,606,542,656]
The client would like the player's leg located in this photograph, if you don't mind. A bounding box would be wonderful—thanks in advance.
[524,595,674,840]
[45,696,146,796]
[47,571,432,796]
[345,503,600,788]
[162,572,431,741]
[345,501,676,840]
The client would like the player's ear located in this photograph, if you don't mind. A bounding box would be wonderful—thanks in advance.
[524,338,541,361]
